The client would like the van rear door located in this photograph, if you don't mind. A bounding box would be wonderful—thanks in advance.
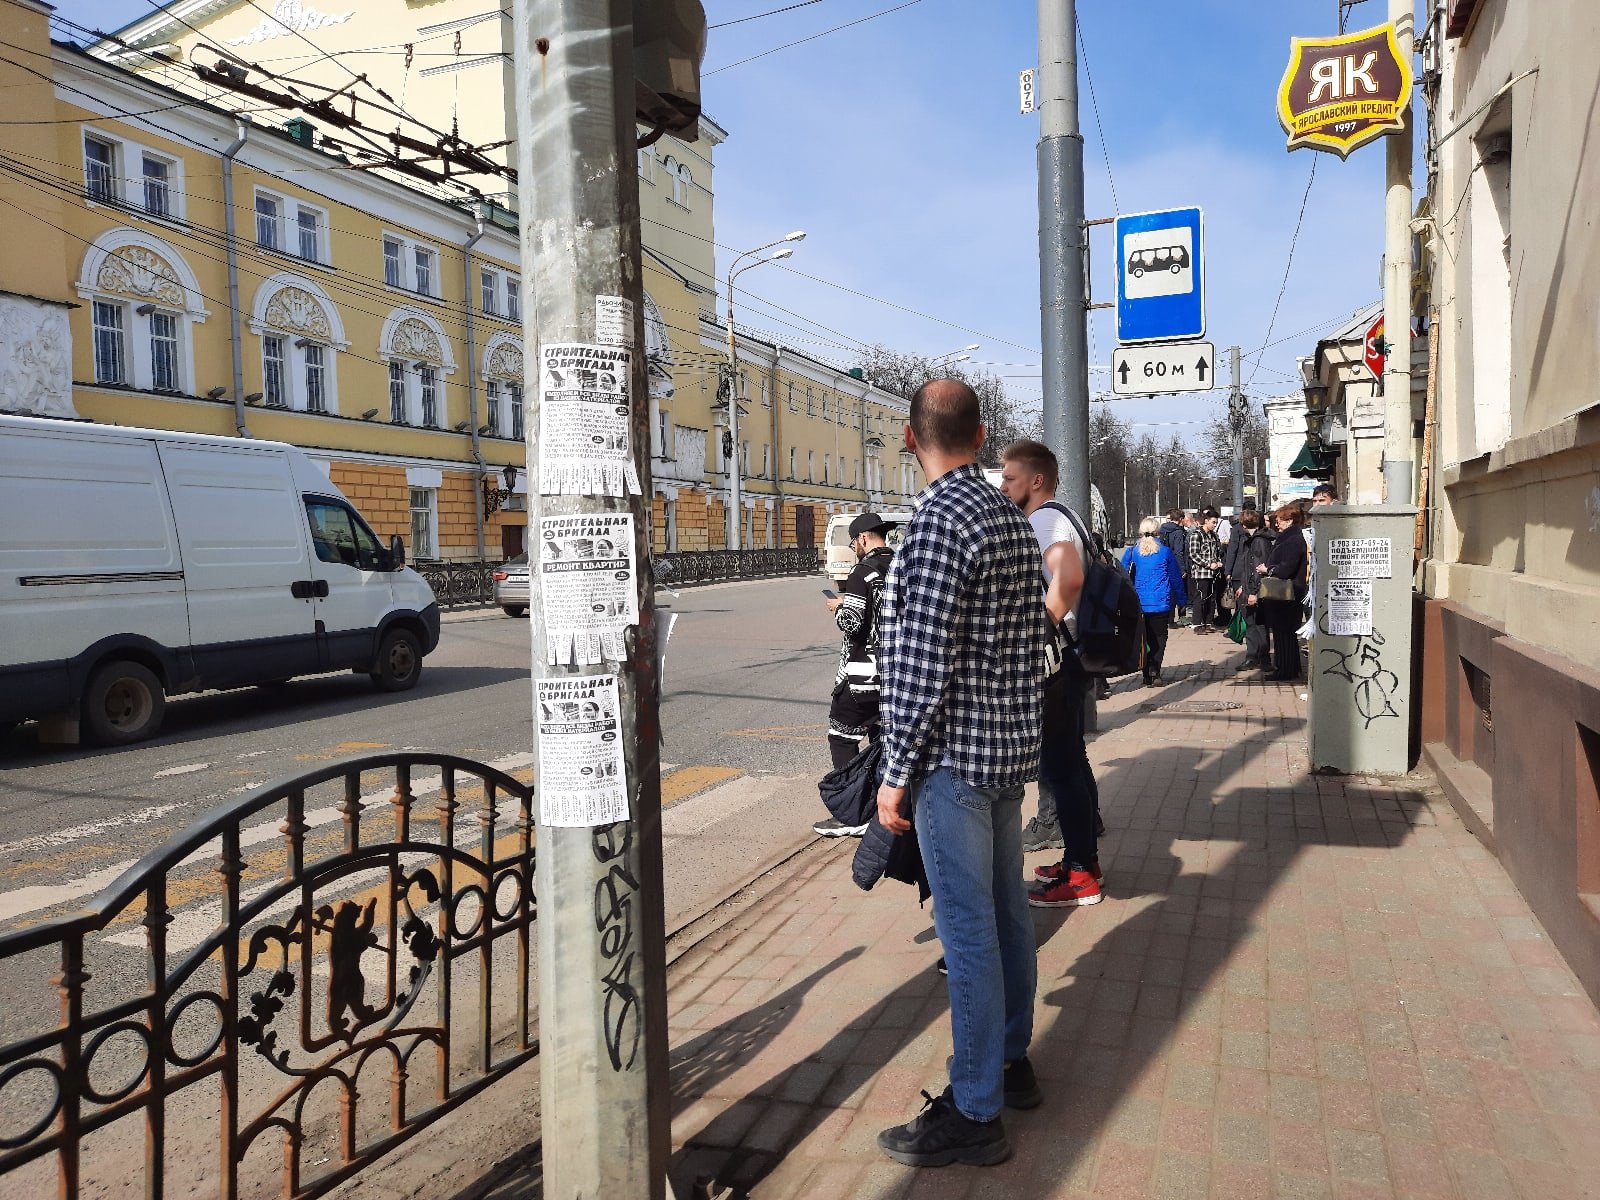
[157,442,320,688]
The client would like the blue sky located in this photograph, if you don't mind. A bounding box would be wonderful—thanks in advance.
[57,0,1397,447]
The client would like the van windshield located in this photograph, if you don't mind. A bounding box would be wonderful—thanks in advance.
[305,498,385,570]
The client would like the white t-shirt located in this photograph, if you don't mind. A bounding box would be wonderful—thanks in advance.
[1029,502,1083,638]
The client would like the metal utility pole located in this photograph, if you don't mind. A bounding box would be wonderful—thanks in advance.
[514,3,670,1195]
[1381,0,1415,503]
[1036,0,1090,517]
[1227,344,1245,510]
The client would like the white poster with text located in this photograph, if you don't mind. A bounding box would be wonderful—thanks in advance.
[536,343,641,497]
[1325,578,1374,637]
[539,513,638,665]
[536,674,628,827]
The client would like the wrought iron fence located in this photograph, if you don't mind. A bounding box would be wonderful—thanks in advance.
[653,547,820,588]
[414,560,497,609]
[0,753,536,1199]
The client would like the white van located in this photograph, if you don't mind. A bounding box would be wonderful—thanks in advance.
[823,510,912,582]
[0,415,440,745]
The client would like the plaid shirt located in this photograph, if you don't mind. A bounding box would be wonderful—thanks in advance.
[1185,525,1223,577]
[879,463,1047,790]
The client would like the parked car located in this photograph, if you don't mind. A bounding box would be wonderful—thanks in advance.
[494,553,530,616]
[0,415,440,746]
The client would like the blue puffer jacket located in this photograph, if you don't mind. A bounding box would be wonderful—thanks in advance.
[1120,541,1189,613]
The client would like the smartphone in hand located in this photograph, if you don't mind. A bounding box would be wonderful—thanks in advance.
[821,588,838,599]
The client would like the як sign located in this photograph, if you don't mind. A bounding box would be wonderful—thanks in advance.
[1277,23,1411,158]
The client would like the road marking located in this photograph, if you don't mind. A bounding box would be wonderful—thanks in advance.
[662,774,803,837]
[0,752,536,928]
[0,803,186,859]
[153,763,211,778]
[238,750,272,758]
[725,723,830,743]
[662,765,742,806]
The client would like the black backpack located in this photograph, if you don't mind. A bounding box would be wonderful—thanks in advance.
[1039,502,1145,678]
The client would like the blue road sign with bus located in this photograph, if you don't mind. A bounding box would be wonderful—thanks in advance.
[1115,207,1205,344]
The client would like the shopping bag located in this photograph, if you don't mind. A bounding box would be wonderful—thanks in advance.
[1225,607,1248,644]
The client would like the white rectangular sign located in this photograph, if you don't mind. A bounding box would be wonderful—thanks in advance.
[1325,578,1373,637]
[537,342,641,497]
[538,513,638,665]
[1111,340,1216,396]
[1019,68,1036,114]
[1329,537,1393,579]
[537,674,628,827]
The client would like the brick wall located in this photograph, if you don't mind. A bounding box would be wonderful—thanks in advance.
[330,463,409,544]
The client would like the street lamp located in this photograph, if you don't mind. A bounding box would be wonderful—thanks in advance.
[929,343,980,370]
[724,231,805,550]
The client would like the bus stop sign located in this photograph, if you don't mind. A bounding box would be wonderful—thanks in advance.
[1115,207,1205,344]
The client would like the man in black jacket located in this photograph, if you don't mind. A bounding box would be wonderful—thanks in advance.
[814,513,895,836]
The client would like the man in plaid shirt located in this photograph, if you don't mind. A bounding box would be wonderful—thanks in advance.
[874,379,1048,1168]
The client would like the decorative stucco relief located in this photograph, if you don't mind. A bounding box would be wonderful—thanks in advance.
[389,318,443,364]
[228,0,353,47]
[0,295,75,418]
[96,246,185,308]
[263,286,333,341]
[486,340,523,380]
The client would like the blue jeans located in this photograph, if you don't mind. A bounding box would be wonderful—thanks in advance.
[913,766,1036,1122]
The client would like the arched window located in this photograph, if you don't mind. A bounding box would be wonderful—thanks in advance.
[480,329,524,440]
[379,306,456,428]
[76,227,208,393]
[249,272,347,413]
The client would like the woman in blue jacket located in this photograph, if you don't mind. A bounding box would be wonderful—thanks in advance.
[1121,516,1189,686]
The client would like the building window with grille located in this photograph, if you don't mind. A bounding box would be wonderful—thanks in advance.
[84,136,116,202]
[506,278,520,320]
[413,247,435,297]
[141,154,172,217]
[304,343,327,413]
[418,365,438,427]
[509,383,524,439]
[481,267,497,315]
[383,237,402,287]
[388,360,407,422]
[263,335,286,407]
[149,310,180,391]
[409,487,437,559]
[255,194,280,250]
[484,379,501,436]
[91,300,125,384]
[296,209,320,262]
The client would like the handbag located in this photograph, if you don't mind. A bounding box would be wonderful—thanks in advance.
[1225,607,1248,644]
[1259,576,1295,603]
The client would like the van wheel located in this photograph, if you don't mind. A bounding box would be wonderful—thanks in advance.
[370,628,423,692]
[502,604,527,617]
[83,661,166,745]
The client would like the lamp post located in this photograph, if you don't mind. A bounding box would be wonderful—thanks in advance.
[725,231,805,550]
[929,343,979,371]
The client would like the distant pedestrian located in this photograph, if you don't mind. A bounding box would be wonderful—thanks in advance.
[1122,517,1188,687]
[1226,508,1274,671]
[1312,482,1336,507]
[1255,504,1309,681]
[1185,507,1225,631]
[814,512,895,837]
[996,439,1102,904]
[875,379,1047,1168]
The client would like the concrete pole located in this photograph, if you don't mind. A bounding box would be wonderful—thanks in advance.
[723,312,742,550]
[513,3,670,1196]
[1382,0,1415,503]
[1036,0,1090,517]
[1228,344,1245,511]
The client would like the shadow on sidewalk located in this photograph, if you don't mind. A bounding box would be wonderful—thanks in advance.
[668,704,1436,1198]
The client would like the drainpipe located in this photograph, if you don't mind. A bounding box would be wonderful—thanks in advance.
[462,216,488,561]
[768,345,786,543]
[221,116,251,436]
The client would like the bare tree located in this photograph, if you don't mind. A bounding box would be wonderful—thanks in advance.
[855,344,1036,466]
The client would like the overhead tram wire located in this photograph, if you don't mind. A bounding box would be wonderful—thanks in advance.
[709,2,828,30]
[1244,156,1318,389]
[704,0,926,76]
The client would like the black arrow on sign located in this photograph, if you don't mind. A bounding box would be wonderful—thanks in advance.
[1195,356,1209,382]
[1118,361,1131,386]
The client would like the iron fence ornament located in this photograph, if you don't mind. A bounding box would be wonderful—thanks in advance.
[0,753,536,1199]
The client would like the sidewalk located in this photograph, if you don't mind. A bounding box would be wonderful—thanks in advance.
[663,627,1600,1200]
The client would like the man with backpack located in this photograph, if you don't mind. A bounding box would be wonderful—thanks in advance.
[997,440,1103,905]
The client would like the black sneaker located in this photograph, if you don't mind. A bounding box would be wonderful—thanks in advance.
[1020,817,1063,854]
[935,956,947,976]
[1004,1057,1043,1110]
[877,1087,1010,1167]
[812,817,868,838]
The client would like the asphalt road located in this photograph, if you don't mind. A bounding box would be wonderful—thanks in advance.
[0,574,845,1193]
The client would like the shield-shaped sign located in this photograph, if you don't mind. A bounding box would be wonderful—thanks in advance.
[1363,315,1385,380]
[1277,23,1412,158]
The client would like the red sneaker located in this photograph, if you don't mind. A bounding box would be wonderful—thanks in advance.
[1027,868,1103,907]
[1034,859,1102,884]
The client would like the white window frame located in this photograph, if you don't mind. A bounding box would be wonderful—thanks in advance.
[91,299,126,385]
[247,272,346,415]
[409,487,439,560]
[86,297,192,393]
[483,378,501,437]
[508,382,524,440]
[140,151,177,220]
[81,128,187,223]
[382,230,443,299]
[254,187,329,266]
[479,263,521,320]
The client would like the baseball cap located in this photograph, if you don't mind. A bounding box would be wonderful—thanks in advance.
[848,512,893,538]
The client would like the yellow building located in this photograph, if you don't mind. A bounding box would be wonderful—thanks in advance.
[4,0,921,563]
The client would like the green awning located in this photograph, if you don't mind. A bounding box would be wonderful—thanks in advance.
[1287,440,1338,479]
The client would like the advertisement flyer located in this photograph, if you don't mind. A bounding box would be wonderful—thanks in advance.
[595,295,634,348]
[536,674,629,827]
[1329,537,1393,579]
[1325,578,1374,637]
[536,342,641,497]
[539,513,638,665]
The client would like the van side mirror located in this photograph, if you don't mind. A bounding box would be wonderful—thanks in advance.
[389,535,406,571]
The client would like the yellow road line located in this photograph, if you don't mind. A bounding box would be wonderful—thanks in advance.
[661,765,741,805]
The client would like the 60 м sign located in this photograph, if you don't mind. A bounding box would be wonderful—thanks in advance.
[1111,340,1216,396]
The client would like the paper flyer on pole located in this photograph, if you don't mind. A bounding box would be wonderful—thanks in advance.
[538,513,638,665]
[536,342,641,497]
[1328,537,1393,579]
[536,674,629,827]
[595,295,634,348]
[1325,578,1374,636]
